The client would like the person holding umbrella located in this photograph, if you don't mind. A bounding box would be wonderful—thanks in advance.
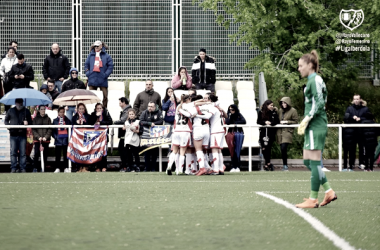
[32,106,52,172]
[61,67,86,120]
[224,104,246,172]
[4,98,32,173]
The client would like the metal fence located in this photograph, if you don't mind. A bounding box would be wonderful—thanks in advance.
[0,0,72,75]
[81,0,172,78]
[0,0,374,80]
[0,123,376,172]
[181,0,260,78]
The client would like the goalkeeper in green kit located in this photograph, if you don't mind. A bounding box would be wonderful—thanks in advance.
[296,50,337,208]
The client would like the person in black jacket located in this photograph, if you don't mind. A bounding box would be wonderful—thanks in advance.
[8,54,34,89]
[343,95,369,171]
[224,104,246,172]
[191,48,216,92]
[62,68,86,120]
[257,100,280,171]
[52,107,72,173]
[114,97,132,171]
[140,102,164,171]
[42,43,71,93]
[47,79,60,110]
[360,112,379,172]
[89,103,113,172]
[4,98,32,173]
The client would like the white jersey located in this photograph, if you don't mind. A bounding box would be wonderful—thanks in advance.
[173,102,197,133]
[207,104,224,134]
[193,105,212,128]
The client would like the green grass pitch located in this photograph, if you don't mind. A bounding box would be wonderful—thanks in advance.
[0,172,379,250]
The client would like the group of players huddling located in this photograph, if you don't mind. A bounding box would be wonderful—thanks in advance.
[166,92,226,176]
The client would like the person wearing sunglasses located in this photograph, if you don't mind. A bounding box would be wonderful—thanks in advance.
[61,67,86,120]
[84,40,114,108]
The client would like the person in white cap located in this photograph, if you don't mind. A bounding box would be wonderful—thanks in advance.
[84,40,114,108]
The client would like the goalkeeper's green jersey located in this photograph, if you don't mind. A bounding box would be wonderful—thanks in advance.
[304,72,327,119]
[303,72,328,150]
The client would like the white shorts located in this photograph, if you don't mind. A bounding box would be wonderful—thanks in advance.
[193,127,210,148]
[172,132,191,148]
[210,133,224,149]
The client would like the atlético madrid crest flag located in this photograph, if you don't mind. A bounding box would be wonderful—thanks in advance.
[67,128,107,164]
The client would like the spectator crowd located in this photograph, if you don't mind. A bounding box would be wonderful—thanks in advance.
[1,41,378,174]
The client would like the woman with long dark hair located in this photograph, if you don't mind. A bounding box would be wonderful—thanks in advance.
[224,104,246,172]
[162,87,180,125]
[257,100,279,171]
[71,103,90,172]
[89,103,113,172]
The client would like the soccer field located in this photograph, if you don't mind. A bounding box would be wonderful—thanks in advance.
[0,172,379,250]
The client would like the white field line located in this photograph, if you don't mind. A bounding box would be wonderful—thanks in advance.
[256,192,356,250]
[0,179,379,184]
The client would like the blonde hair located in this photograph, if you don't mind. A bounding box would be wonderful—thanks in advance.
[300,50,319,72]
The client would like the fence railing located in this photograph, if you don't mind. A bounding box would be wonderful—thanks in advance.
[0,124,377,172]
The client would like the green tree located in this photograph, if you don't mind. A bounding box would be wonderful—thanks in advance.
[196,0,375,113]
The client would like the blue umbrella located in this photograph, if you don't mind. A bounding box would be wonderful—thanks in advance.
[0,88,52,106]
[234,131,245,159]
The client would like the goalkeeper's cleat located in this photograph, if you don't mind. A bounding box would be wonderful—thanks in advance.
[320,190,337,207]
[295,198,319,208]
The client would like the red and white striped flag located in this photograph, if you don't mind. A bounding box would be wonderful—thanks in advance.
[67,128,107,164]
[150,125,171,137]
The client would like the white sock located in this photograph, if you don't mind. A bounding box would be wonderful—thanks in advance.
[174,153,180,171]
[167,153,176,171]
[196,151,205,169]
[212,152,219,172]
[219,152,224,171]
[191,153,197,171]
[185,153,192,172]
[209,152,214,169]
[204,152,211,169]
[179,155,185,173]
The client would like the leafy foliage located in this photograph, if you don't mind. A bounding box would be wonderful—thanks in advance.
[196,0,375,92]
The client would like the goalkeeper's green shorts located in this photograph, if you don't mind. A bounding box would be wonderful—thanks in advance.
[303,115,327,150]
